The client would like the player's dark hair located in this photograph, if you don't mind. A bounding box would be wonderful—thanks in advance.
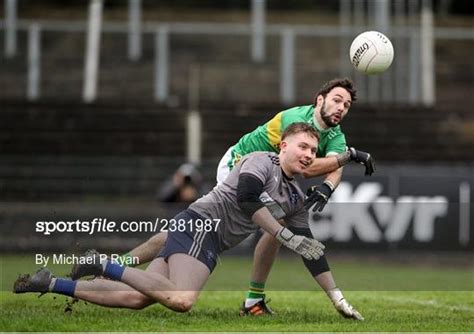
[281,122,320,142]
[313,77,357,105]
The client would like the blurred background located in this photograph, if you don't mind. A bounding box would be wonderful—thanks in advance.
[0,0,472,258]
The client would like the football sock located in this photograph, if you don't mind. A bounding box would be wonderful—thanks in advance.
[102,261,125,281]
[50,278,77,297]
[245,281,265,307]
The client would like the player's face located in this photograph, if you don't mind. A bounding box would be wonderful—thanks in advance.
[318,87,352,127]
[280,132,317,176]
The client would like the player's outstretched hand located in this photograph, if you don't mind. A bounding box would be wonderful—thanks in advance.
[304,182,333,212]
[333,298,365,321]
[275,227,325,260]
[348,147,375,176]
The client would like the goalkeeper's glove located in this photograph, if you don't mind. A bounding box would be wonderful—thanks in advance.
[328,288,364,321]
[348,147,376,176]
[274,227,325,260]
[333,298,365,321]
[304,181,334,212]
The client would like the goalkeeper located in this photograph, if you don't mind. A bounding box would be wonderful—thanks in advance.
[119,78,372,319]
[15,123,326,313]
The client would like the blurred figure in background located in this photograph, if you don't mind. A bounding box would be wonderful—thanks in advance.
[157,163,203,204]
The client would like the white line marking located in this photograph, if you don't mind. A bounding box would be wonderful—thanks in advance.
[376,295,474,313]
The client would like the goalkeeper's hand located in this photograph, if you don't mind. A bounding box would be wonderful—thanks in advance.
[304,182,333,212]
[348,147,376,176]
[274,227,325,260]
[333,298,365,321]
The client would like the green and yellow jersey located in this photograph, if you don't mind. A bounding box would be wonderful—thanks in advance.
[228,105,346,168]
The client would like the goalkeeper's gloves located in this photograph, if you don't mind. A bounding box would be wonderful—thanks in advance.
[328,288,364,321]
[304,181,334,212]
[349,147,375,176]
[337,147,376,176]
[274,227,325,260]
[333,298,365,321]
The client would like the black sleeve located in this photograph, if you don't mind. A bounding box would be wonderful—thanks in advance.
[236,173,265,217]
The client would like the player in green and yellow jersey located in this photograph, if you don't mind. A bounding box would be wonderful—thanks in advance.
[121,78,374,320]
[228,104,347,170]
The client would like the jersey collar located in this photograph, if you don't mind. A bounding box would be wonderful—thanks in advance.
[281,168,294,181]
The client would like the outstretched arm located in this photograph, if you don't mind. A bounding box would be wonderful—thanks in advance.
[302,156,341,178]
[304,148,375,212]
[303,148,376,179]
[236,173,324,260]
[236,173,287,236]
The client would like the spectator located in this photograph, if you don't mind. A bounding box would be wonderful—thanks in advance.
[157,163,203,204]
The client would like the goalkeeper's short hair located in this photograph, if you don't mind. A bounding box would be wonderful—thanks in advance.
[281,122,320,142]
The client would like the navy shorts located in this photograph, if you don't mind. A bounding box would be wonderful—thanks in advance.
[158,209,220,273]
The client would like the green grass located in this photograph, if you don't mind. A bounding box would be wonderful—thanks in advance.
[1,254,473,332]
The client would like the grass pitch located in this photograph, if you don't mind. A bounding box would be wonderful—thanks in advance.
[1,254,473,332]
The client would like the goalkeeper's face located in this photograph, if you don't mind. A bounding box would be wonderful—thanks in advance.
[318,87,352,127]
[279,133,317,177]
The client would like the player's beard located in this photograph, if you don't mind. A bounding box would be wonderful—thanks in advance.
[320,99,339,128]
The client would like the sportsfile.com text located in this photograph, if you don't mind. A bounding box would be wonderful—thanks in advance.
[35,218,221,235]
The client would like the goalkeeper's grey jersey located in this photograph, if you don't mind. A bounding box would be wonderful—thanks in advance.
[189,152,308,252]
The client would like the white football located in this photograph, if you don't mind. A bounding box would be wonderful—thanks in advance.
[349,31,394,75]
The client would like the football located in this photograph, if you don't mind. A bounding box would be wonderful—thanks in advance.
[349,31,394,75]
